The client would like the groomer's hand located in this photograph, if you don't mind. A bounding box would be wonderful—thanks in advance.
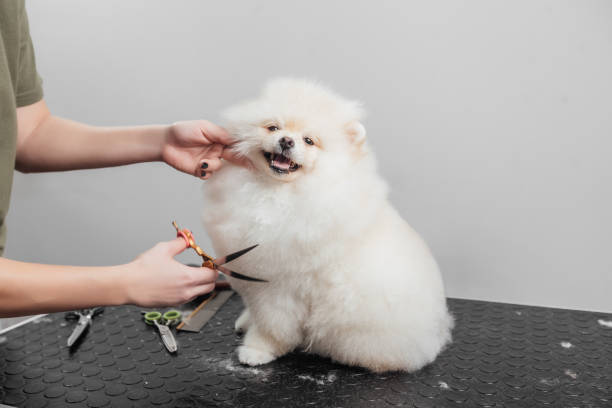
[162,120,251,180]
[125,237,218,307]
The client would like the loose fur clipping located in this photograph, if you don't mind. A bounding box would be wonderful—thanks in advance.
[203,78,453,372]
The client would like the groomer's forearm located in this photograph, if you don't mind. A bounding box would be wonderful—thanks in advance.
[0,258,129,317]
[16,115,168,172]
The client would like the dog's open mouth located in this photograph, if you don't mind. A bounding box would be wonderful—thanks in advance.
[262,151,301,174]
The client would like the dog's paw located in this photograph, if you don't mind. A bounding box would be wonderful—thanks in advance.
[237,346,275,366]
[234,309,251,335]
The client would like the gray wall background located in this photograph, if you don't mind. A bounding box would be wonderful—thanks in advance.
[5,1,612,315]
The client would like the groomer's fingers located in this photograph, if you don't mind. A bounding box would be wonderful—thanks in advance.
[191,266,218,285]
[200,122,235,146]
[157,237,188,256]
[199,170,213,180]
[188,283,217,299]
[208,143,224,157]
[198,158,222,174]
[222,148,253,169]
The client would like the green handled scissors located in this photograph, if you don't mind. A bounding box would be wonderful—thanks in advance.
[143,310,181,353]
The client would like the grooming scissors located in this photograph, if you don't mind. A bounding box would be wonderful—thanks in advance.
[143,309,181,353]
[65,307,104,347]
[172,221,266,283]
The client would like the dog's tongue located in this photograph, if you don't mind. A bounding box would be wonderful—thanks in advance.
[272,153,291,170]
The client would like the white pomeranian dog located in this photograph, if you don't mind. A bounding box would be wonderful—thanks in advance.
[202,79,453,372]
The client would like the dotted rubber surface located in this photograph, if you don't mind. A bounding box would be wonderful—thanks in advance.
[1,295,611,407]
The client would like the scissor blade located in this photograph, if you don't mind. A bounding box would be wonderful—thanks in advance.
[155,322,178,353]
[215,264,267,282]
[67,316,89,347]
[213,244,258,266]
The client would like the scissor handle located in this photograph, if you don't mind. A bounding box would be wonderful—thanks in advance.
[64,307,103,321]
[88,307,104,317]
[177,230,193,248]
[173,221,215,262]
[143,311,162,325]
[143,310,181,326]
[64,311,81,321]
[162,310,182,326]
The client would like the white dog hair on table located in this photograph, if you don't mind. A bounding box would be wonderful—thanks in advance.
[202,78,453,372]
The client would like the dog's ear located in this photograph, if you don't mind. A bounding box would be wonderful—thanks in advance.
[346,121,366,146]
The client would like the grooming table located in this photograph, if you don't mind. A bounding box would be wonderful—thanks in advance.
[1,294,610,407]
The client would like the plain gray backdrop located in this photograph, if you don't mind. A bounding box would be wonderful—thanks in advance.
[5,1,612,314]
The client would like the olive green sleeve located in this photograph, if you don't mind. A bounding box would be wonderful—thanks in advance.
[15,1,43,107]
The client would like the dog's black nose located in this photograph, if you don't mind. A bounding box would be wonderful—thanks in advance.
[279,136,295,150]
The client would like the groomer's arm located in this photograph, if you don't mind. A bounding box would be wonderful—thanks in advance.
[15,99,248,176]
[0,238,218,318]
[1,99,237,318]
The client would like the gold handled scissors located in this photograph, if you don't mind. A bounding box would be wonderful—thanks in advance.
[173,221,267,282]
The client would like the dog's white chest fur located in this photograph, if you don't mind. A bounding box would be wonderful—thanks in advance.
[203,164,453,372]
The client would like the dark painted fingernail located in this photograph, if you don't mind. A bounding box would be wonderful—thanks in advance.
[201,171,207,177]
[201,162,208,169]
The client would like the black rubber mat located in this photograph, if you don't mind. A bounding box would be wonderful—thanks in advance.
[1,294,611,407]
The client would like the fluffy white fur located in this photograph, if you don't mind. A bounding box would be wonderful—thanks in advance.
[202,79,453,372]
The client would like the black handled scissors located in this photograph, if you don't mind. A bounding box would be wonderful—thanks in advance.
[173,221,267,282]
[65,307,104,347]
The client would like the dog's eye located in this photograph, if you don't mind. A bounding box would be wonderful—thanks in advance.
[267,125,279,132]
[304,137,314,146]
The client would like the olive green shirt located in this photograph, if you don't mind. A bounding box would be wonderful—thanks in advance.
[0,0,43,255]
